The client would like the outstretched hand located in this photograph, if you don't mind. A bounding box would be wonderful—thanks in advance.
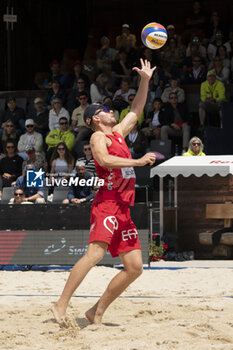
[132,59,156,81]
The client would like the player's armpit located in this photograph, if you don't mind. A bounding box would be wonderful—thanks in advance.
[113,111,138,139]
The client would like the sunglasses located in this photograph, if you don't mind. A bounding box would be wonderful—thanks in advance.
[6,145,15,149]
[79,97,87,100]
[14,193,23,196]
[6,124,14,127]
[57,147,65,151]
[26,125,34,128]
[59,122,68,125]
[77,81,84,84]
[192,142,200,146]
[128,98,134,102]
[169,96,177,99]
[95,106,110,115]
[84,147,91,151]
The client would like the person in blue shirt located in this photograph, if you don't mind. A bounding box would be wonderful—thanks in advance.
[15,164,45,203]
[62,161,94,204]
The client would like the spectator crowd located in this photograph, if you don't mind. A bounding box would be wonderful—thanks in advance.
[0,1,233,203]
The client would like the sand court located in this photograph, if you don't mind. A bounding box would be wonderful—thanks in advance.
[0,262,233,350]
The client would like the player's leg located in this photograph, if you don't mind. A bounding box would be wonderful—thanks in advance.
[85,249,143,324]
[51,241,108,322]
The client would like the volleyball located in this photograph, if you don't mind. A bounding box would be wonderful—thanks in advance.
[141,22,167,50]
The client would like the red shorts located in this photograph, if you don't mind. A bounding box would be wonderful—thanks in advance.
[89,201,141,257]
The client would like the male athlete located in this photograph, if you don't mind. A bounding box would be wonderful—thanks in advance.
[51,59,156,324]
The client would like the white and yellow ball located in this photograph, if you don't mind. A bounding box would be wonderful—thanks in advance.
[141,22,167,50]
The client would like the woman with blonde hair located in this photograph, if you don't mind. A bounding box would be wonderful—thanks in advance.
[182,136,205,156]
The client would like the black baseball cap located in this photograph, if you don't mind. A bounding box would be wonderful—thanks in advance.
[83,103,105,126]
[7,97,16,103]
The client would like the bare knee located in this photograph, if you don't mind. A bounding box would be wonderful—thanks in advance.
[125,262,143,279]
[62,199,69,204]
[85,242,108,267]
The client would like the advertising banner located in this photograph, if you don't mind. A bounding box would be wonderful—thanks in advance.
[0,229,149,265]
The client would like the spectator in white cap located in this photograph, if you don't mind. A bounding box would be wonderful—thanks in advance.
[17,119,44,160]
[30,97,49,137]
[116,23,136,50]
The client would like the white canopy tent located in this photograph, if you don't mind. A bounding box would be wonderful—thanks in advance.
[150,156,233,237]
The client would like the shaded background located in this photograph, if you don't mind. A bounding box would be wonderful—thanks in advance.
[0,0,232,90]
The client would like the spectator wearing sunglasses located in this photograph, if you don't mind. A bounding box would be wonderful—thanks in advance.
[44,78,66,108]
[0,120,18,157]
[182,136,205,156]
[45,117,75,163]
[17,119,44,160]
[0,141,23,194]
[66,77,91,115]
[22,145,47,176]
[183,55,206,84]
[76,142,96,176]
[0,97,25,136]
[9,189,33,205]
[161,92,190,153]
[50,142,74,180]
[161,77,185,104]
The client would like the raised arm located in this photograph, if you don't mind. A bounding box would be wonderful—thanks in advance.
[114,59,156,138]
[90,131,156,169]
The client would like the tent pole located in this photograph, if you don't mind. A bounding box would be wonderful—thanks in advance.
[174,176,178,232]
[159,177,164,239]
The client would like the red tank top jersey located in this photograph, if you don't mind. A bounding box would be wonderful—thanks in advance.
[94,131,136,206]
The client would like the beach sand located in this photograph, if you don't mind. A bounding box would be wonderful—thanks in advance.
[0,263,233,350]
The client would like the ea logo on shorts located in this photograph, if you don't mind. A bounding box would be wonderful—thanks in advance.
[103,216,118,234]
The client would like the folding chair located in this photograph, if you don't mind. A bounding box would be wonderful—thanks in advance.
[52,187,69,203]
[1,187,14,204]
[0,98,6,111]
[134,165,153,203]
[16,98,27,112]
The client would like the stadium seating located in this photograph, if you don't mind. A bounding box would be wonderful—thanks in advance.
[52,187,69,203]
[16,98,27,112]
[134,165,153,203]
[0,98,6,112]
[1,187,14,204]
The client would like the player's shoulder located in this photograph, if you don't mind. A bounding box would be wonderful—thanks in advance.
[90,131,107,144]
